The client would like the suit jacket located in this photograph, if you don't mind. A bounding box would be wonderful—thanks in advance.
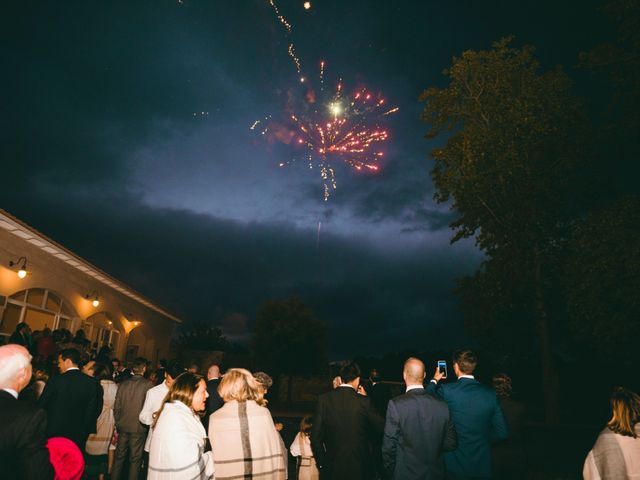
[39,369,103,447]
[311,385,384,480]
[0,390,54,480]
[382,387,457,480]
[427,378,507,479]
[203,377,224,429]
[114,374,153,433]
[366,382,392,419]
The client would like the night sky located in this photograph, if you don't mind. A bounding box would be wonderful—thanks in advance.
[1,1,605,358]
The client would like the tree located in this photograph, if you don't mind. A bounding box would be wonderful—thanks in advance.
[172,322,230,352]
[578,0,640,202]
[252,296,327,377]
[565,196,640,366]
[420,37,589,424]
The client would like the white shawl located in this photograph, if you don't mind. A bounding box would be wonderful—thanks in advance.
[148,401,214,480]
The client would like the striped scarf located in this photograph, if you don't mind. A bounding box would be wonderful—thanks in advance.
[209,400,286,480]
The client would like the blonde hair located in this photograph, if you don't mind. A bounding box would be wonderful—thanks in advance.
[152,372,205,428]
[218,368,266,406]
[608,387,640,438]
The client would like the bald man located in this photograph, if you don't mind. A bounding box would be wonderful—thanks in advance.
[0,344,54,480]
[382,357,457,480]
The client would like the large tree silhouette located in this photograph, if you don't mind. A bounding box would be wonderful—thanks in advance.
[252,296,327,377]
[421,37,590,424]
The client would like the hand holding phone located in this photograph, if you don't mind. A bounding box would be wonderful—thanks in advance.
[437,360,448,379]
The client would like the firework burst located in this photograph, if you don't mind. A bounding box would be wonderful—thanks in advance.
[280,64,397,200]
[261,3,398,200]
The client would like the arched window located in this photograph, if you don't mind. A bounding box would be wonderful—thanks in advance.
[0,288,79,337]
[83,312,121,353]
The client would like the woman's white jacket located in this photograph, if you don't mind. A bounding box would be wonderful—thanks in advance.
[148,400,214,479]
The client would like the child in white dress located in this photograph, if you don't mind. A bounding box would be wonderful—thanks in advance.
[289,416,319,480]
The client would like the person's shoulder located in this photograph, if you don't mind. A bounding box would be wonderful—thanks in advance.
[212,399,234,416]
[318,389,337,401]
[246,400,271,415]
[148,382,166,394]
[1,395,46,421]
[140,377,154,389]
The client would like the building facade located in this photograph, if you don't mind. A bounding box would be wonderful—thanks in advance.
[0,209,180,363]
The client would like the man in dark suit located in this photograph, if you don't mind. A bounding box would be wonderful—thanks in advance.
[382,357,457,479]
[427,350,508,479]
[0,344,54,480]
[112,357,153,480]
[39,347,102,448]
[311,362,384,480]
[203,363,224,428]
[363,368,392,417]
[364,368,392,479]
[8,321,31,348]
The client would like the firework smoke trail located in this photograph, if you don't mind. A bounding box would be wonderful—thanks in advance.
[268,0,291,33]
[268,0,303,78]
[316,220,322,254]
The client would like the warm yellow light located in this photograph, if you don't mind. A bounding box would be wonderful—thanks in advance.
[329,102,342,117]
[17,269,27,279]
[304,2,311,10]
[92,299,100,308]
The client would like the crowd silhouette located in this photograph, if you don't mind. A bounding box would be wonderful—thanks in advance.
[1,321,639,479]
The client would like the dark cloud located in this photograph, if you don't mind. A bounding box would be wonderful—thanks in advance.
[0,0,605,358]
[1,185,479,358]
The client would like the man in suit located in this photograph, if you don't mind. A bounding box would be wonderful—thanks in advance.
[364,368,393,419]
[427,349,508,479]
[203,363,224,428]
[112,357,152,480]
[8,321,31,348]
[0,344,54,480]
[311,362,384,480]
[39,347,102,448]
[363,368,392,479]
[382,357,457,479]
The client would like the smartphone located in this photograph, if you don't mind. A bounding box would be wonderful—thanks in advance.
[437,360,448,379]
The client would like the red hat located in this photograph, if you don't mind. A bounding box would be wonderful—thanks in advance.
[46,437,85,480]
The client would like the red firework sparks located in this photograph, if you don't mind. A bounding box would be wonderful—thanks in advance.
[286,68,398,200]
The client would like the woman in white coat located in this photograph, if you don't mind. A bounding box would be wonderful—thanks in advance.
[148,372,214,480]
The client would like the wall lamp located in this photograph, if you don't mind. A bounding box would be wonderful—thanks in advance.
[9,256,28,279]
[85,291,100,308]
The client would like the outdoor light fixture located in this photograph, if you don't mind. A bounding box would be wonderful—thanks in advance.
[8,256,28,279]
[85,291,100,308]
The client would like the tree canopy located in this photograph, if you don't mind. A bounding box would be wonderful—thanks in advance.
[252,296,327,375]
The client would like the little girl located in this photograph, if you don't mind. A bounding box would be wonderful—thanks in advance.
[289,416,319,480]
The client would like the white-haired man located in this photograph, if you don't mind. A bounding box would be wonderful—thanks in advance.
[0,344,54,479]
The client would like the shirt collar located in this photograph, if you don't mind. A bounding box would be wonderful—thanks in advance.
[65,367,80,372]
[1,388,19,399]
[459,374,475,380]
[406,384,424,393]
[339,384,356,390]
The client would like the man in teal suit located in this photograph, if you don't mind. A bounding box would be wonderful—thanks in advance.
[426,350,508,479]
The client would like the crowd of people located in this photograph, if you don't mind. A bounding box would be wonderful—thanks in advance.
[1,320,639,479]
